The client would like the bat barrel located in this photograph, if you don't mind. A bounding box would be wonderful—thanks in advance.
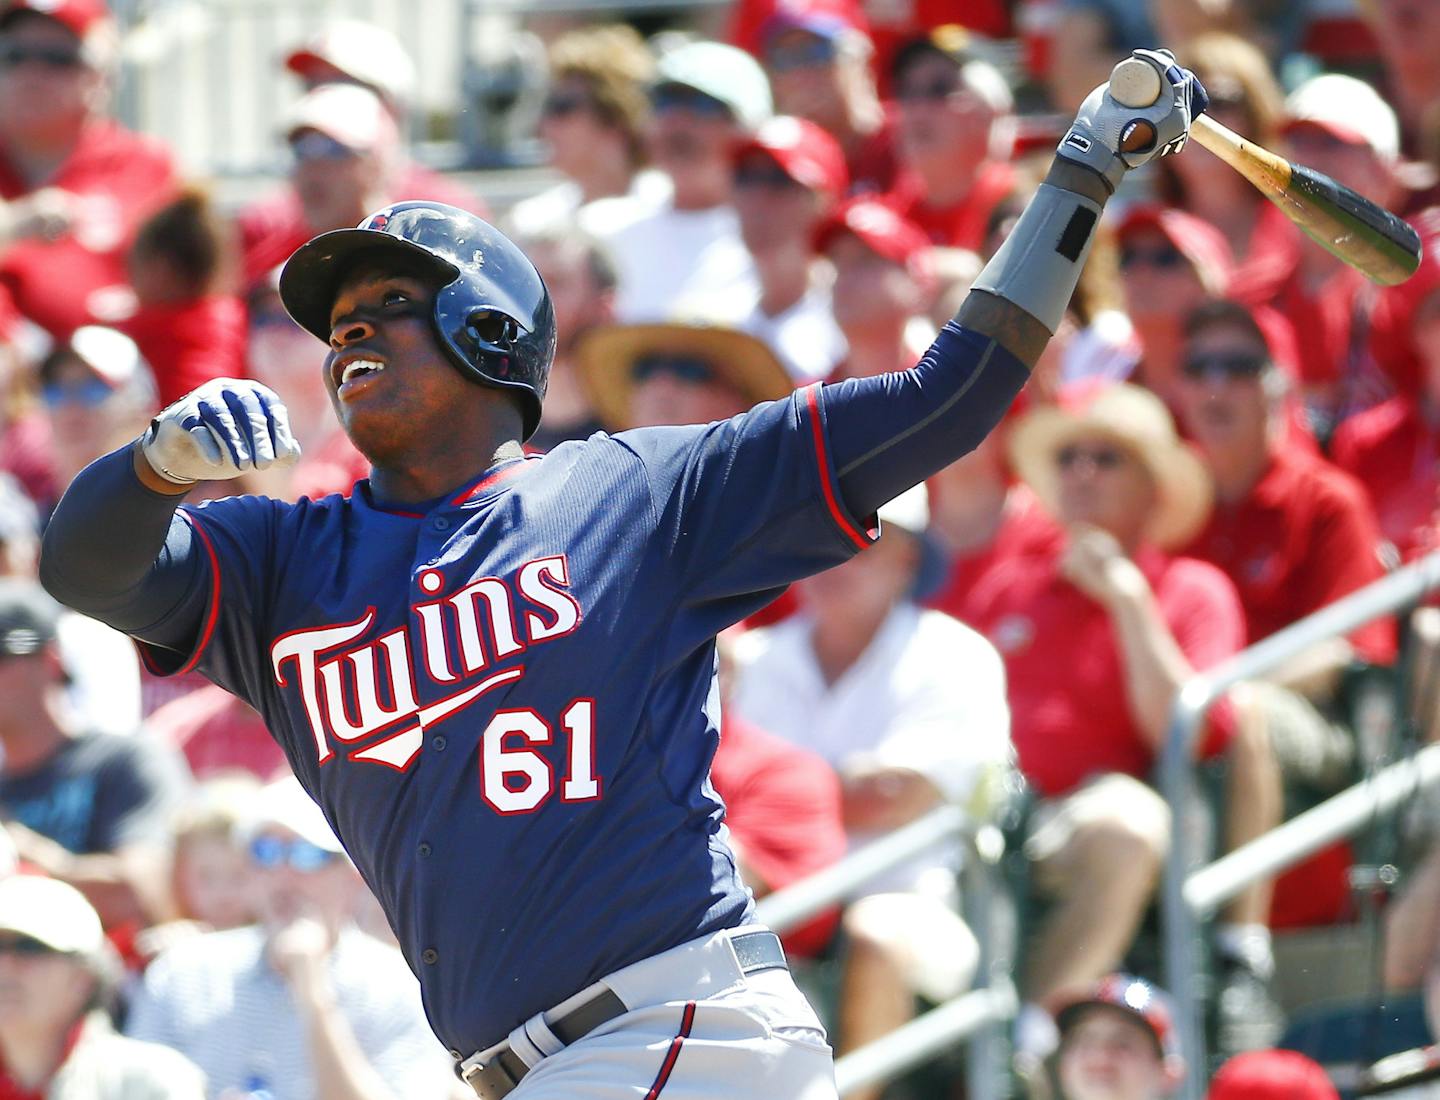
[1285,165,1423,286]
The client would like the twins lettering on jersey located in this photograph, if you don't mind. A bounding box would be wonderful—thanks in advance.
[269,554,598,812]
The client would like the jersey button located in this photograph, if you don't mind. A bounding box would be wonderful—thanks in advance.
[422,949,439,965]
[418,842,432,857]
[432,735,447,751]
[432,516,451,532]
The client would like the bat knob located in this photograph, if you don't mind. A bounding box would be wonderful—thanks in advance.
[1109,57,1163,108]
[1120,120,1157,153]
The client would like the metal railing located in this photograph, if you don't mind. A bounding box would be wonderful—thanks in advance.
[754,805,1019,1099]
[1160,550,1440,1100]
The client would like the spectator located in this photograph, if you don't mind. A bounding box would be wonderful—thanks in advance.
[0,580,190,928]
[730,486,1011,1098]
[0,875,205,1099]
[1176,299,1395,933]
[1162,33,1299,307]
[1362,0,1440,155]
[1273,75,1409,438]
[120,187,247,407]
[577,318,793,431]
[965,382,1280,1054]
[1208,1049,1340,1100]
[514,224,615,452]
[588,40,770,323]
[507,24,667,237]
[731,116,849,384]
[753,1,898,194]
[126,777,455,1100]
[1055,974,1184,1100]
[817,197,936,379]
[884,31,1016,253]
[0,0,179,340]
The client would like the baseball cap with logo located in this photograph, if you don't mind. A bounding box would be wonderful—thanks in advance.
[283,19,416,109]
[0,0,109,38]
[1056,973,1182,1061]
[815,197,936,293]
[654,40,773,132]
[734,116,849,205]
[0,579,59,658]
[1283,73,1399,163]
[0,875,104,956]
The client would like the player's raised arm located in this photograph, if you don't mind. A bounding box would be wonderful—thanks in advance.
[38,379,300,642]
[822,49,1207,520]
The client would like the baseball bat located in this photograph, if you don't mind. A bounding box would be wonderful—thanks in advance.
[1108,57,1423,286]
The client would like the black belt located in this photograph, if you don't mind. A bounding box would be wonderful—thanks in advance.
[459,930,788,1100]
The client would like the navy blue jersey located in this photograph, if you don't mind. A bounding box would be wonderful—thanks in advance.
[136,386,875,1054]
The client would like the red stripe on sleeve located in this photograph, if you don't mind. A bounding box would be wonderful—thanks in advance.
[174,511,223,675]
[803,384,870,551]
[643,1001,697,1099]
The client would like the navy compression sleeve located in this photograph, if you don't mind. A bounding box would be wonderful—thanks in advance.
[824,321,1029,522]
[39,445,208,650]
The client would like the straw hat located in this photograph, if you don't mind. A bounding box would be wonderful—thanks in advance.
[575,321,794,431]
[1008,382,1212,550]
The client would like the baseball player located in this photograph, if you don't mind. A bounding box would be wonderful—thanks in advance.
[39,52,1205,1100]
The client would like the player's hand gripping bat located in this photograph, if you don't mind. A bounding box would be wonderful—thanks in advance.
[1108,55,1422,286]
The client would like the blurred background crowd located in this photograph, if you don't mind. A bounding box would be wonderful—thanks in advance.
[3,0,1440,1098]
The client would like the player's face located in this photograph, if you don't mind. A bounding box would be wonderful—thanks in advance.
[1058,1010,1172,1100]
[325,265,502,465]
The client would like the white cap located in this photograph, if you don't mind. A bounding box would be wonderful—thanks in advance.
[68,325,143,388]
[655,40,773,132]
[285,83,398,153]
[1284,73,1399,163]
[246,777,346,855]
[284,19,416,108]
[877,483,929,536]
[0,876,103,955]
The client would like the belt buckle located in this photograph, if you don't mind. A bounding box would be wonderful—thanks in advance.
[459,1050,521,1100]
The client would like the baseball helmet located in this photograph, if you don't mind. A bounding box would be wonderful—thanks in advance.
[279,201,556,440]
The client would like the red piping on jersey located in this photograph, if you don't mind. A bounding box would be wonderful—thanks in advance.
[175,511,222,675]
[803,384,869,550]
[450,458,532,505]
[643,1001,696,1099]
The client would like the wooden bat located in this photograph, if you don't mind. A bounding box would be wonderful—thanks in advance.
[1108,57,1423,286]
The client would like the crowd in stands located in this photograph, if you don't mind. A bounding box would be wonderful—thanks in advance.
[3,0,1440,1096]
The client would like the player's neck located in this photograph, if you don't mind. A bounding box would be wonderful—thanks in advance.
[369,439,527,506]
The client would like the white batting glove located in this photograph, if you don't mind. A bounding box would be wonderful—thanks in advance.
[140,378,302,485]
[1057,49,1210,192]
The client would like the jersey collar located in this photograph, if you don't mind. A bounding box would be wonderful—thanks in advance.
[359,456,538,517]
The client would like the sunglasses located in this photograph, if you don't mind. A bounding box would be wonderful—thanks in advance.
[250,834,340,873]
[0,935,57,958]
[764,37,839,73]
[289,131,358,163]
[42,378,113,408]
[1119,244,1187,271]
[0,42,84,71]
[542,92,594,119]
[895,78,963,104]
[1182,351,1268,379]
[650,86,733,121]
[734,162,802,191]
[1056,444,1129,471]
[632,353,717,385]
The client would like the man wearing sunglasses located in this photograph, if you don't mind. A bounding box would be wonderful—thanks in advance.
[0,0,179,342]
[127,777,453,1100]
[0,875,204,1099]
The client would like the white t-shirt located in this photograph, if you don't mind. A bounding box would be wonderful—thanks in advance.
[505,170,673,239]
[585,195,758,323]
[730,603,1011,894]
[740,279,848,385]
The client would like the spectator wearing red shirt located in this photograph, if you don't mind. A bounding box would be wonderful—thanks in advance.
[0,0,179,341]
[1176,299,1394,930]
[966,381,1282,1055]
[883,30,1015,254]
[817,197,935,380]
[748,0,900,196]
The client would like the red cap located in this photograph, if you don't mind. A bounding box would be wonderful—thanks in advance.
[816,198,935,291]
[760,0,867,44]
[735,116,849,206]
[1207,1050,1339,1100]
[0,0,109,38]
[1056,974,1181,1060]
[1117,205,1235,296]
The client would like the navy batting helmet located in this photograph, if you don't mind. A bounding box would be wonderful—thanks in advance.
[278,202,557,440]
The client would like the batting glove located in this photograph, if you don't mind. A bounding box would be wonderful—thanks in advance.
[140,378,302,485]
[1057,49,1209,192]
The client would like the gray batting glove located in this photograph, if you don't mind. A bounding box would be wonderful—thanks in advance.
[1056,49,1209,193]
[141,378,302,485]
